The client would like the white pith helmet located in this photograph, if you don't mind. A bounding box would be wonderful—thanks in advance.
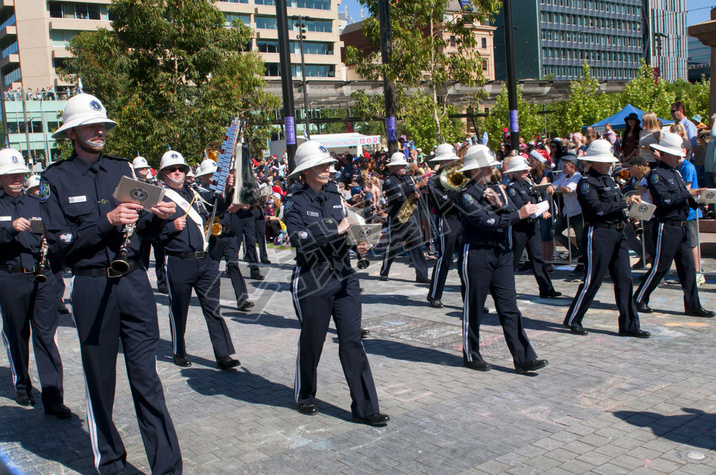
[194,159,218,178]
[132,155,150,170]
[25,175,41,189]
[0,148,31,175]
[505,155,531,173]
[159,150,190,174]
[288,141,336,178]
[583,139,618,163]
[649,132,686,158]
[52,93,117,139]
[431,143,459,162]
[386,152,409,167]
[459,144,499,172]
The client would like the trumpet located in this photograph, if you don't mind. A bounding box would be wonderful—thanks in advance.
[110,223,136,275]
[205,217,225,237]
[439,163,468,191]
[34,237,49,283]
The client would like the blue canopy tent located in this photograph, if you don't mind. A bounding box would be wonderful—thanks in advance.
[583,104,673,131]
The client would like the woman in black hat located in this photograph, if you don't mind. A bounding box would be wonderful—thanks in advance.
[621,112,642,160]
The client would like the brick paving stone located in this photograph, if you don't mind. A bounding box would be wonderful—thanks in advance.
[1,255,716,474]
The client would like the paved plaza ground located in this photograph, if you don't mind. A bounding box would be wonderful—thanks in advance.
[1,247,716,474]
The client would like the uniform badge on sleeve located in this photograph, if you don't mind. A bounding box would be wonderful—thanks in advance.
[580,182,590,195]
[650,173,659,184]
[59,233,73,244]
[298,231,308,240]
[385,178,391,186]
[508,188,516,196]
[38,181,51,203]
[461,193,474,206]
[284,201,293,214]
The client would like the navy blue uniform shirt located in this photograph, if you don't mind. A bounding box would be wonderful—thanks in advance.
[456,179,521,246]
[427,174,460,218]
[39,153,164,269]
[646,161,696,222]
[383,172,417,218]
[577,168,627,225]
[0,192,43,269]
[283,181,353,276]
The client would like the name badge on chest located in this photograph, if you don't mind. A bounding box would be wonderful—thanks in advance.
[0,216,10,222]
[68,195,87,204]
[307,211,319,217]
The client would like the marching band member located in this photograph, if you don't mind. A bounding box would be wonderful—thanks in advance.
[40,93,181,474]
[284,141,389,426]
[195,158,254,311]
[134,154,167,293]
[505,155,561,298]
[456,144,548,374]
[0,149,70,417]
[426,144,463,308]
[158,150,241,369]
[563,139,651,337]
[380,152,430,282]
[634,133,714,317]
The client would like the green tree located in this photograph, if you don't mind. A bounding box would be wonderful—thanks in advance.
[619,60,675,119]
[483,83,543,149]
[555,63,615,136]
[346,0,500,142]
[61,0,279,166]
[667,76,710,121]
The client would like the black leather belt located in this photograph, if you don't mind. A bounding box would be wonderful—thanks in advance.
[73,260,143,278]
[0,264,37,274]
[585,222,624,230]
[469,241,501,248]
[660,219,687,227]
[168,251,208,259]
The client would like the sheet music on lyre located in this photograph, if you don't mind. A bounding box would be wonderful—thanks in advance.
[209,117,241,197]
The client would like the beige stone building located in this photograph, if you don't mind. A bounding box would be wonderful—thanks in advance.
[0,0,346,160]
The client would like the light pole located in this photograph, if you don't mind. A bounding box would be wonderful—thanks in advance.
[294,16,311,138]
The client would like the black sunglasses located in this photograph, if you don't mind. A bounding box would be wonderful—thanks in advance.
[165,166,185,173]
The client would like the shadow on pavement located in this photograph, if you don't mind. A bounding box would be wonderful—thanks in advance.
[613,408,716,450]
[359,337,461,367]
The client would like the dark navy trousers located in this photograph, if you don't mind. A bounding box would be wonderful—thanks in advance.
[290,266,379,418]
[165,254,235,359]
[511,221,555,295]
[209,235,249,303]
[428,215,461,301]
[564,226,641,332]
[634,222,701,311]
[71,269,181,475]
[459,243,537,367]
[0,271,64,408]
[380,215,428,280]
[230,210,259,273]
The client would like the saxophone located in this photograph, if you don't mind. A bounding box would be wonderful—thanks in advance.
[396,176,418,224]
[34,237,49,283]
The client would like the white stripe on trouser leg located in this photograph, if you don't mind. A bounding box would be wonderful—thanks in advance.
[82,366,102,472]
[291,266,303,403]
[70,276,77,328]
[635,222,664,304]
[165,255,178,355]
[566,226,594,326]
[429,217,446,298]
[1,330,18,386]
[460,243,471,362]
[381,217,392,275]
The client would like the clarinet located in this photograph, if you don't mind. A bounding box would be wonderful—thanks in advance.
[34,237,49,283]
[109,223,136,275]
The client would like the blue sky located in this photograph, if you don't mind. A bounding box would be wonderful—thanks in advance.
[341,0,715,26]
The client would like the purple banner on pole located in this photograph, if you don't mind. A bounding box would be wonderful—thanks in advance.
[386,117,397,142]
[509,110,519,133]
[285,116,296,145]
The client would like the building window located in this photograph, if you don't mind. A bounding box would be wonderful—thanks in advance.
[50,30,81,48]
[255,0,276,4]
[255,16,278,29]
[294,0,331,9]
[0,40,18,59]
[257,40,280,53]
[217,0,249,3]
[291,41,334,55]
[265,63,281,76]
[450,35,456,47]
[288,18,332,33]
[48,2,102,20]
[224,13,251,27]
[481,37,487,48]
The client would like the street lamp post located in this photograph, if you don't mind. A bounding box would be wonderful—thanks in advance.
[295,16,311,139]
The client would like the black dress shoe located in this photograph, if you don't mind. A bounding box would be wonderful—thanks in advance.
[360,329,370,339]
[157,286,169,295]
[352,413,390,426]
[173,355,192,367]
[237,299,255,311]
[618,329,651,338]
[463,360,492,371]
[539,290,562,298]
[217,355,241,370]
[484,307,490,314]
[563,323,588,335]
[380,275,389,281]
[515,359,549,374]
[250,272,265,281]
[58,307,71,315]
[427,297,444,308]
[45,404,73,419]
[298,404,318,415]
[15,393,36,406]
[635,301,652,313]
[685,307,716,318]
[261,259,272,264]
[415,276,431,284]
